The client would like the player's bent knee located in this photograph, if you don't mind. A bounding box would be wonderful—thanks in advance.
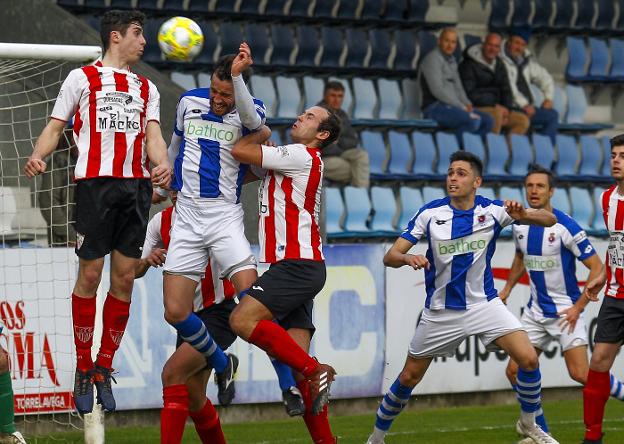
[228,308,249,337]
[505,365,518,385]
[569,369,587,385]
[517,353,539,371]
[161,364,185,386]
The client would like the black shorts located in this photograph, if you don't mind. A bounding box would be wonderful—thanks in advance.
[594,296,624,344]
[74,178,152,259]
[176,299,237,351]
[247,259,326,332]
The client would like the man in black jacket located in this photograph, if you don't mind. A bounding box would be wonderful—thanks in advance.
[459,33,529,136]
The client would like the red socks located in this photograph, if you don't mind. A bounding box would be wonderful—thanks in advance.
[584,369,611,441]
[95,292,130,369]
[72,293,96,371]
[189,399,226,444]
[161,384,189,444]
[297,379,335,444]
[249,320,319,377]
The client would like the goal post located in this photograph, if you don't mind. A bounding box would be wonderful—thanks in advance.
[0,42,103,443]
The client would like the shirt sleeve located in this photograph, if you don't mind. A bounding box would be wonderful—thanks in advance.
[261,144,308,176]
[168,97,185,167]
[50,69,83,122]
[141,212,164,259]
[490,200,515,227]
[400,208,429,244]
[146,81,161,123]
[560,217,596,260]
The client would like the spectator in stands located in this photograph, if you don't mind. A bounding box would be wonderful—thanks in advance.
[420,28,494,142]
[318,81,370,188]
[500,27,559,143]
[459,33,530,136]
[38,126,77,247]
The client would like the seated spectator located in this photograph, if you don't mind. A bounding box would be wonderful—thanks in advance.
[420,28,494,141]
[317,81,370,188]
[500,27,559,143]
[459,33,529,136]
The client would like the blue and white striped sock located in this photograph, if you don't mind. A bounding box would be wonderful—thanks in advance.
[512,383,548,432]
[610,373,624,400]
[371,377,414,440]
[172,313,228,373]
[516,368,542,428]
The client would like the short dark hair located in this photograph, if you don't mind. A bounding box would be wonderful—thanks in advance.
[324,81,345,93]
[525,163,556,188]
[100,10,146,54]
[611,134,624,150]
[212,54,252,84]
[317,107,341,148]
[449,150,483,177]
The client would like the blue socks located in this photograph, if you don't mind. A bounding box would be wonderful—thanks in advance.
[172,313,228,373]
[374,377,414,433]
[271,359,296,391]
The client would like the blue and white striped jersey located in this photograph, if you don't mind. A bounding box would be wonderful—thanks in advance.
[169,88,266,204]
[513,208,596,318]
[401,195,514,310]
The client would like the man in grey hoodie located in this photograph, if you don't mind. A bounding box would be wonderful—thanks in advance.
[420,28,493,141]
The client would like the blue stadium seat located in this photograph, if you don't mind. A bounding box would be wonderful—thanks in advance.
[398,186,424,229]
[509,135,534,177]
[142,19,163,64]
[352,78,377,120]
[462,133,487,164]
[345,28,370,69]
[595,0,616,34]
[377,79,402,120]
[588,38,610,81]
[407,0,429,24]
[313,0,335,18]
[511,0,531,27]
[194,21,218,65]
[388,131,414,178]
[601,135,611,176]
[401,79,422,119]
[361,131,388,179]
[83,15,101,32]
[343,186,372,233]
[264,0,288,17]
[289,1,311,18]
[337,0,359,19]
[422,186,445,203]
[485,133,510,180]
[295,26,320,68]
[489,0,510,31]
[435,132,459,175]
[303,77,324,110]
[270,25,295,66]
[136,0,160,10]
[569,186,594,231]
[552,187,571,215]
[411,131,440,180]
[370,187,398,233]
[552,0,574,32]
[579,135,604,179]
[610,39,624,81]
[110,0,133,7]
[250,76,277,118]
[361,0,383,20]
[325,187,345,236]
[532,0,554,33]
[213,0,237,13]
[552,84,567,119]
[384,0,407,21]
[532,134,556,169]
[592,187,606,230]
[369,29,393,70]
[566,37,588,82]
[572,0,596,31]
[464,34,483,48]
[275,77,301,118]
[244,24,269,67]
[565,84,587,123]
[394,30,418,72]
[270,130,284,146]
[239,0,261,14]
[479,185,497,201]
[555,134,579,180]
[418,31,437,63]
[84,0,107,8]
[617,0,624,31]
[57,0,80,6]
[187,0,210,13]
[499,186,524,206]
[319,27,344,69]
[218,22,243,58]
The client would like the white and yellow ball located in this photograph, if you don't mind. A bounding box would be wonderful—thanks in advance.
[157,16,204,62]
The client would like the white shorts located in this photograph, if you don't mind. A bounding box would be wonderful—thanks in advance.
[163,199,256,282]
[409,298,524,358]
[522,309,588,352]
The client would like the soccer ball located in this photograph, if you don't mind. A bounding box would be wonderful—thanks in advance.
[157,16,204,62]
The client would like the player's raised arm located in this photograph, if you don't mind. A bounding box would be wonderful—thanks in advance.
[505,200,556,226]
[230,125,272,166]
[231,42,265,130]
[383,237,430,270]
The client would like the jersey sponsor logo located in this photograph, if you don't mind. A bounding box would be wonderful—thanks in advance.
[523,254,561,271]
[436,233,489,257]
[184,120,240,144]
[608,232,624,268]
[97,110,140,132]
[102,91,133,105]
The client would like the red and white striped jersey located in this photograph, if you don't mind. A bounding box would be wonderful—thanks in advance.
[142,206,235,310]
[258,143,324,263]
[602,185,624,299]
[50,61,160,180]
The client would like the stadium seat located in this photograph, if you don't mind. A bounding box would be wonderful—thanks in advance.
[195,21,218,66]
[566,37,588,82]
[569,186,594,231]
[587,38,610,81]
[394,29,418,71]
[552,187,571,215]
[352,78,377,120]
[213,0,237,13]
[532,134,556,170]
[142,19,163,64]
[361,0,383,20]
[289,1,312,18]
[270,130,284,146]
[344,28,370,69]
[303,76,324,110]
[435,132,459,175]
[83,15,101,32]
[552,0,574,32]
[595,0,616,34]
[499,186,524,205]
[170,72,197,90]
[295,25,320,68]
[510,0,531,27]
[401,78,422,119]
[398,186,424,229]
[250,76,277,118]
[361,131,388,179]
[244,24,269,67]
[552,84,567,119]
[136,0,159,10]
[187,0,211,13]
[555,134,580,179]
[325,187,345,235]
[509,135,534,177]
[462,133,487,164]
[411,131,440,180]
[407,0,429,24]
[422,185,445,203]
[388,131,414,178]
[532,0,554,33]
[319,27,344,69]
[270,25,295,66]
[83,0,107,8]
[592,187,606,230]
[264,0,288,17]
[617,0,624,32]
[384,0,407,21]
[369,29,393,70]
[377,79,402,120]
[601,135,611,176]
[565,84,588,123]
[160,0,185,11]
[218,22,243,58]
[479,185,497,201]
[464,34,482,48]
[485,133,510,180]
[579,135,604,179]
[572,0,596,31]
[275,77,301,118]
[609,39,624,81]
[488,0,510,32]
[336,0,359,19]
[370,187,398,233]
[313,0,335,18]
[343,186,372,233]
[418,31,437,63]
[238,0,261,14]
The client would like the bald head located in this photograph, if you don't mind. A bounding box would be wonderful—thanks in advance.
[482,32,502,63]
[438,28,458,56]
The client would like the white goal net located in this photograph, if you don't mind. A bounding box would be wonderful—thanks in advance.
[0,43,102,442]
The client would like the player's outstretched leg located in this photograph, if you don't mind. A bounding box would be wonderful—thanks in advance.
[515,367,559,444]
[506,357,549,436]
[272,358,305,416]
[297,378,336,443]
